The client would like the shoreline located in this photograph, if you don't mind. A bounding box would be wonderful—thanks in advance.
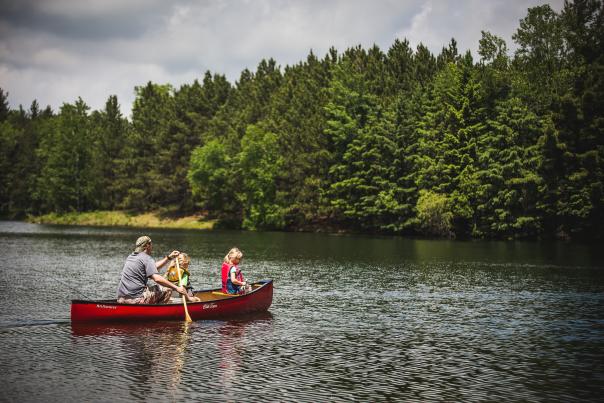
[13,211,595,243]
[26,211,216,230]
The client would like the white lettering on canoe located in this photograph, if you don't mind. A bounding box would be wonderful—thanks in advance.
[202,303,217,310]
[96,304,117,309]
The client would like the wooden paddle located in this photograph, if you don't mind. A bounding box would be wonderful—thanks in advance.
[175,256,193,323]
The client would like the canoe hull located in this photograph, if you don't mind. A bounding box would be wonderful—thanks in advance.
[71,279,273,323]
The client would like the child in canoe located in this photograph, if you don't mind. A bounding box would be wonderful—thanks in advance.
[165,252,201,302]
[221,247,252,294]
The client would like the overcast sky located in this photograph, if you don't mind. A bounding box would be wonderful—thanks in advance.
[0,0,563,117]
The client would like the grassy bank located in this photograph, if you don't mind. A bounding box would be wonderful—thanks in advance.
[28,211,216,230]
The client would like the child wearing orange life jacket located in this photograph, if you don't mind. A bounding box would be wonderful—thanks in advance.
[221,247,251,294]
[165,252,200,302]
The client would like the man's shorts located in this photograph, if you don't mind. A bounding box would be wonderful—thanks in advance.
[117,284,172,304]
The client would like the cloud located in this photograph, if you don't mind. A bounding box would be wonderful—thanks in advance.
[1,0,169,40]
[399,0,565,56]
[0,0,565,116]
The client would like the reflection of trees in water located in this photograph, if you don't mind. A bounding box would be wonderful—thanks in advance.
[218,321,247,394]
[151,322,191,395]
[71,322,192,400]
[217,312,274,399]
[70,312,273,400]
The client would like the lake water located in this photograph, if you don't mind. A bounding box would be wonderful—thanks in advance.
[0,221,602,401]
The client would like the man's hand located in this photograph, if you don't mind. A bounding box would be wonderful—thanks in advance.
[151,273,186,292]
[167,250,180,259]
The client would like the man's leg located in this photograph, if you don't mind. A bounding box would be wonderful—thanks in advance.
[143,284,171,304]
[117,296,144,304]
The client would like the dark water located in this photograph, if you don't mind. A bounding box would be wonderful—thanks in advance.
[0,221,603,402]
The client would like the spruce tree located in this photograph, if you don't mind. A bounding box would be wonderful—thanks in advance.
[34,99,96,212]
[123,82,175,211]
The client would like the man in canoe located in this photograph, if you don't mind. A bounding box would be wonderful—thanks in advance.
[117,235,190,304]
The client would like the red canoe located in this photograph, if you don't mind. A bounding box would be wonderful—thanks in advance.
[71,279,273,323]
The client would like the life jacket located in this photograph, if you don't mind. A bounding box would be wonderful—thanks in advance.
[221,262,244,294]
[166,265,190,286]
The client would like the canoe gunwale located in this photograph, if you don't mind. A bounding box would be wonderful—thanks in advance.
[70,279,273,322]
[71,279,273,306]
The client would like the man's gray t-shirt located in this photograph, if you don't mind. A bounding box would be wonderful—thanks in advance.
[117,252,158,298]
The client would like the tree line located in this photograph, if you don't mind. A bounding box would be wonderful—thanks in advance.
[1,1,602,240]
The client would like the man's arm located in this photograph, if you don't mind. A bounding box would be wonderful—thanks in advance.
[151,273,187,295]
[156,250,180,269]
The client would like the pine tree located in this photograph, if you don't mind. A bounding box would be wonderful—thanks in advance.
[0,89,9,122]
[551,0,604,239]
[474,97,543,238]
[323,49,403,231]
[267,51,333,229]
[89,95,129,210]
[415,53,486,237]
[122,82,175,211]
[34,99,96,212]
[385,39,415,96]
[512,4,569,113]
[323,55,373,228]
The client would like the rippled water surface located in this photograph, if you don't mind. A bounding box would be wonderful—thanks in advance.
[0,221,603,401]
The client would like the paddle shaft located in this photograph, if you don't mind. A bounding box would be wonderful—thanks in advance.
[175,257,193,322]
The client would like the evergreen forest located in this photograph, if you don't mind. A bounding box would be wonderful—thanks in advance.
[1,1,603,240]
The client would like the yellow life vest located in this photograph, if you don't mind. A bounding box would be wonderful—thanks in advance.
[166,266,191,284]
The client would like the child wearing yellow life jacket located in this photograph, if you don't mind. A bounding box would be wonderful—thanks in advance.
[165,253,200,302]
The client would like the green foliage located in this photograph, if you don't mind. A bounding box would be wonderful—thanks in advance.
[0,120,23,214]
[512,4,571,113]
[473,97,544,238]
[267,52,332,229]
[416,190,453,237]
[188,139,237,220]
[34,99,97,212]
[2,0,603,240]
[415,58,487,235]
[90,95,129,210]
[30,210,214,229]
[121,82,175,211]
[0,89,9,122]
[238,124,285,230]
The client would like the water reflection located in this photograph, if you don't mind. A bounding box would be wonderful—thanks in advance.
[217,311,273,398]
[2,222,602,401]
[218,320,246,393]
[71,321,193,399]
[69,311,274,400]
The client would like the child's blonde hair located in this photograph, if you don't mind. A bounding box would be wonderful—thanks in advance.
[168,252,190,270]
[166,253,191,283]
[224,247,243,264]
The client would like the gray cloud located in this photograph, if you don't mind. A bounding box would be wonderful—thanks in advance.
[0,0,564,116]
[0,0,170,40]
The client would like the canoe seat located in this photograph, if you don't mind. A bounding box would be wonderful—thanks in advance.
[211,291,240,297]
